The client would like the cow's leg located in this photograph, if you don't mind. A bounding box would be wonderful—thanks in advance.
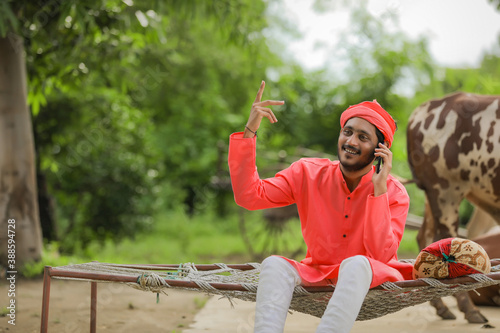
[428,191,489,323]
[455,292,488,323]
[420,209,457,320]
[425,190,480,321]
[494,288,500,305]
[430,298,456,320]
[465,207,497,240]
[466,193,500,229]
[416,196,435,249]
[427,182,471,238]
[417,194,457,320]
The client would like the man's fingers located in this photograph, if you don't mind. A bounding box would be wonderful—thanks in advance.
[254,81,266,103]
[249,81,282,126]
[253,100,285,107]
[254,106,278,123]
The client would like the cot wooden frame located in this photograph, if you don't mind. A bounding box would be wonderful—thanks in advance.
[40,260,500,332]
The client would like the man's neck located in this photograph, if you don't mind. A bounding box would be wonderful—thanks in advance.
[340,164,372,192]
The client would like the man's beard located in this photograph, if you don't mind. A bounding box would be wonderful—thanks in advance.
[339,144,375,172]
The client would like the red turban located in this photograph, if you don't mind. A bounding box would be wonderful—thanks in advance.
[340,100,397,148]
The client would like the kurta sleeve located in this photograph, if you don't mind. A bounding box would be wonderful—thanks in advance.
[362,181,409,263]
[228,132,296,210]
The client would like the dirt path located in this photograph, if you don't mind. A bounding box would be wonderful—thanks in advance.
[186,296,500,333]
[0,278,208,333]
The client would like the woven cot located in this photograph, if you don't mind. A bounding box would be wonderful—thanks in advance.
[41,259,500,332]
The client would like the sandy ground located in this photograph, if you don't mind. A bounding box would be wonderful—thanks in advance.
[0,278,208,333]
[1,278,499,332]
[186,296,500,333]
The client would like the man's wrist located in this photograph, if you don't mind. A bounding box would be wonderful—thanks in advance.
[373,184,387,197]
[243,125,257,138]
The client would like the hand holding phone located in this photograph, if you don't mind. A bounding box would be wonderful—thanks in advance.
[372,140,391,196]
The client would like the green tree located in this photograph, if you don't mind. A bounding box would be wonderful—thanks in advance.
[0,0,278,260]
[264,6,434,159]
[412,45,500,107]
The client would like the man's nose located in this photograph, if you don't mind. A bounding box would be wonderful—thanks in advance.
[346,136,359,146]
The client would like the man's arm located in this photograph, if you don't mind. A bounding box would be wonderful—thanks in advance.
[228,81,293,210]
[363,182,410,263]
[228,133,296,210]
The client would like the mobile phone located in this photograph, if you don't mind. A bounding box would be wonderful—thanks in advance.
[375,139,384,174]
[376,156,382,173]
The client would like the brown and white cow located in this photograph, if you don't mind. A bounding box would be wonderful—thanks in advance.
[407,92,500,323]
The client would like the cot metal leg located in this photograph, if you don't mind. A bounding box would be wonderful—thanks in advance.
[40,266,52,333]
[90,282,97,333]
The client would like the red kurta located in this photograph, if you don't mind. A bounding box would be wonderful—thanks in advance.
[228,132,413,288]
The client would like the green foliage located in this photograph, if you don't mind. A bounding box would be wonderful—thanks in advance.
[6,0,280,250]
[1,0,498,257]
[413,50,500,102]
[0,1,18,37]
[398,229,420,258]
[33,80,159,250]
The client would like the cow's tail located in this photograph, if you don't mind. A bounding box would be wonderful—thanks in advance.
[392,174,417,186]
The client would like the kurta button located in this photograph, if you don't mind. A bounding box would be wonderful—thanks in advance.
[345,215,348,218]
[343,234,347,238]
[347,197,351,200]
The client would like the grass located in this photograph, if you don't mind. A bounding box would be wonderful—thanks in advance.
[84,208,252,264]
[21,208,252,276]
[194,297,208,310]
[21,207,421,277]
[398,229,420,258]
[0,307,9,317]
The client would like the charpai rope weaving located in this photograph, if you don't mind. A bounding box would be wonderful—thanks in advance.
[46,259,500,321]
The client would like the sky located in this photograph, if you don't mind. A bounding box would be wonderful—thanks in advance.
[271,0,500,70]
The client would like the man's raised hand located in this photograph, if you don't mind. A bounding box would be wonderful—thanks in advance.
[244,81,284,138]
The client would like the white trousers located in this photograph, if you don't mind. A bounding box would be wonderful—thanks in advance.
[254,255,372,333]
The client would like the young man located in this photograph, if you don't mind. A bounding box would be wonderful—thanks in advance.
[228,81,413,332]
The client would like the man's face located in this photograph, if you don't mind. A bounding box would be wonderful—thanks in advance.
[338,117,379,172]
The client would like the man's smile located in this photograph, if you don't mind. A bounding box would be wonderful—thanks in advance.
[343,145,360,156]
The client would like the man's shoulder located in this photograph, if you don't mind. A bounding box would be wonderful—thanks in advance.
[294,157,337,168]
[283,158,338,176]
[275,158,337,188]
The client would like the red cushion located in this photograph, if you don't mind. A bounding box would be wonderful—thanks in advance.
[413,238,491,279]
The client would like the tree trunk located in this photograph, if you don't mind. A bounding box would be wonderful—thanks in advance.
[0,34,43,268]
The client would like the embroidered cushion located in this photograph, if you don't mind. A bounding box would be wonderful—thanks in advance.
[412,237,491,279]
